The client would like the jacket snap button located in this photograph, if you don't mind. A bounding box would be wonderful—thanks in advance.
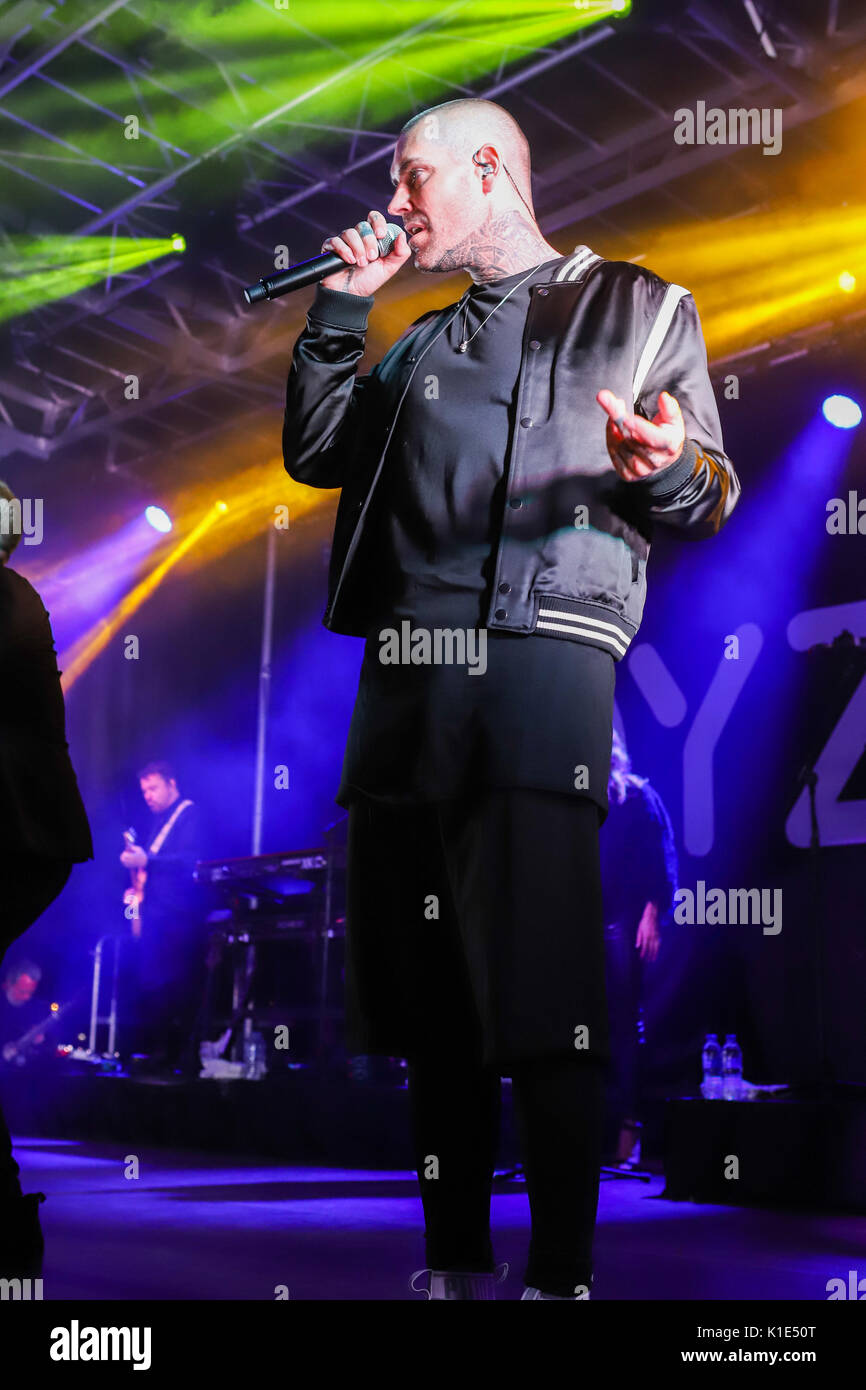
[520,417,533,428]
[498,582,511,594]
[494,608,507,620]
[529,340,540,350]
[509,497,523,509]
[538,288,548,297]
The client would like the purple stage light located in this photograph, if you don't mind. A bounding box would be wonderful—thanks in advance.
[145,505,173,532]
[822,395,862,430]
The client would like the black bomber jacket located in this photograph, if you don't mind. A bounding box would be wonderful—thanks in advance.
[282,245,741,662]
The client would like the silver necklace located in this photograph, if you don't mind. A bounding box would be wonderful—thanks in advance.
[456,265,539,353]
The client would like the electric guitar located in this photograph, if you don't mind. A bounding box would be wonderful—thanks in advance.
[122,826,146,937]
[2,993,81,1063]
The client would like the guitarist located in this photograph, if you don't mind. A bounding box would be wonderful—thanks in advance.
[0,961,46,1062]
[119,762,203,1072]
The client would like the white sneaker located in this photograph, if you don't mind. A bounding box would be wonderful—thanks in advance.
[521,1283,591,1300]
[410,1261,509,1299]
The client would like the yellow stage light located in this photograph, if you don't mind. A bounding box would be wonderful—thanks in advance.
[60,501,229,691]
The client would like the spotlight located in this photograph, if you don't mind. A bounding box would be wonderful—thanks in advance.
[822,395,862,430]
[145,505,173,532]
[171,234,186,253]
[838,271,856,293]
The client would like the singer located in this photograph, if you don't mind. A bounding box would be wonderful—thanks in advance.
[282,98,741,1300]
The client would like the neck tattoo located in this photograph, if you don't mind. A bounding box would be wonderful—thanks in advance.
[433,210,557,284]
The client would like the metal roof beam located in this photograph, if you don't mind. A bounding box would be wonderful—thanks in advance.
[0,0,128,100]
[239,24,619,231]
[543,63,866,232]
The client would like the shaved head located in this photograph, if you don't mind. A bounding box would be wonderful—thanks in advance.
[387,97,555,282]
[398,99,533,213]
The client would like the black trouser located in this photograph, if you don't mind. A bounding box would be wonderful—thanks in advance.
[0,853,73,1203]
[345,788,609,1296]
[120,923,206,1069]
[407,1052,605,1295]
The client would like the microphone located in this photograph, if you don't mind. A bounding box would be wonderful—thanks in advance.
[243,222,404,305]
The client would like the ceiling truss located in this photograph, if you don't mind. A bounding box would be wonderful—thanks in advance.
[0,0,862,478]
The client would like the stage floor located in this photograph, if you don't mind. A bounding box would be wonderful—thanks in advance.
[13,1135,863,1300]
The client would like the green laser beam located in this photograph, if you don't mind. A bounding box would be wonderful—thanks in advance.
[0,235,184,323]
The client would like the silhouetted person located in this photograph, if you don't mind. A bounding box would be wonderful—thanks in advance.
[0,479,93,1277]
[601,729,678,1166]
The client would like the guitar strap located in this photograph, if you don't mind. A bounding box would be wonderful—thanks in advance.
[148,799,193,856]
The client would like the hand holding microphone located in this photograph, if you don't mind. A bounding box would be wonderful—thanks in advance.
[243,210,410,305]
[321,209,411,297]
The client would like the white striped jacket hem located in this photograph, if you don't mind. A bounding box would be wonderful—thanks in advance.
[534,597,635,660]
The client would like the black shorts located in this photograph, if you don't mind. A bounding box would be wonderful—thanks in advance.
[343,787,610,1072]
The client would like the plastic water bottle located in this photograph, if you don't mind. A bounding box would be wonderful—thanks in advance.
[721,1034,743,1100]
[701,1033,723,1099]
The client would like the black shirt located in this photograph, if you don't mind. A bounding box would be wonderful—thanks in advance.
[335,255,615,819]
[368,256,567,621]
[137,799,202,930]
